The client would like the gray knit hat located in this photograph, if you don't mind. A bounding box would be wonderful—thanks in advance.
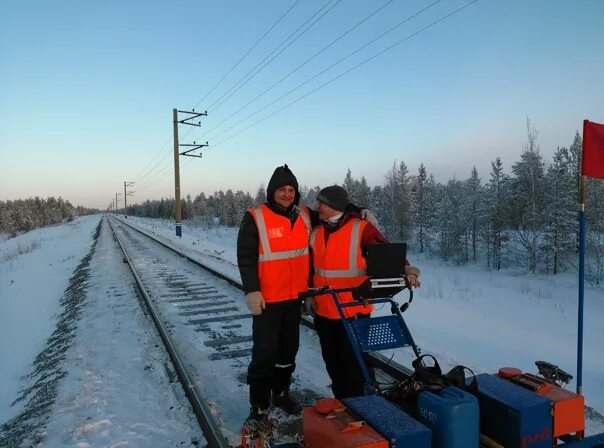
[316,185,349,212]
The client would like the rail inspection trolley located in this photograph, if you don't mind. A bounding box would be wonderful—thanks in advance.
[300,242,421,396]
[299,243,600,448]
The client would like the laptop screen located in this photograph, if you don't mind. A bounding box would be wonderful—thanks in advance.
[366,243,407,279]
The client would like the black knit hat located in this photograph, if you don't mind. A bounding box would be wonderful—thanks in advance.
[316,185,349,212]
[267,164,299,205]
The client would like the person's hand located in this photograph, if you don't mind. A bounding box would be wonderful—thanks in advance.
[246,291,265,315]
[405,266,421,288]
[360,209,378,228]
[303,296,316,316]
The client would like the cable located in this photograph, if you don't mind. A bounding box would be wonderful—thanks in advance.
[192,0,301,111]
[132,2,300,195]
[211,0,478,149]
[132,136,172,182]
[134,125,202,193]
[199,0,397,139]
[206,0,341,114]
[208,0,444,143]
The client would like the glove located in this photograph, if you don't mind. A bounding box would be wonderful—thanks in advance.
[303,296,316,316]
[360,209,378,228]
[405,266,421,288]
[245,291,265,315]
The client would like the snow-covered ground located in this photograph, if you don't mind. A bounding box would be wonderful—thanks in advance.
[1,213,603,446]
[0,216,202,447]
[0,215,102,425]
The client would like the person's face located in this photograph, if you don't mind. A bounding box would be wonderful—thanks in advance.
[316,201,339,220]
[274,185,296,208]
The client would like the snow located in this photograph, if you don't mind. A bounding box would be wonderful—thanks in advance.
[0,215,102,425]
[1,214,603,446]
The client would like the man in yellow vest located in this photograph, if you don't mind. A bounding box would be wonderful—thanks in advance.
[237,166,377,431]
[306,185,420,399]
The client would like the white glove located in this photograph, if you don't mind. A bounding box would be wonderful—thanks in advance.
[304,296,316,315]
[246,291,265,315]
[405,266,421,288]
[360,209,378,228]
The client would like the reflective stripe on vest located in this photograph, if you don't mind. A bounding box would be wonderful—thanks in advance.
[254,205,310,262]
[313,220,367,278]
[250,204,311,303]
[311,218,371,319]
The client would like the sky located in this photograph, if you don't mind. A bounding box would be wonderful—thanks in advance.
[1,0,603,209]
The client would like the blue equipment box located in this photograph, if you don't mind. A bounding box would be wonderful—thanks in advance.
[475,373,552,448]
[343,395,432,447]
[561,433,604,447]
[417,386,479,448]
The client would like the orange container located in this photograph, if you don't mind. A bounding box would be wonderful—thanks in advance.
[303,403,388,448]
[510,372,585,437]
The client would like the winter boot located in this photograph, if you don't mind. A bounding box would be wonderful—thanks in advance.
[241,407,273,448]
[272,390,301,415]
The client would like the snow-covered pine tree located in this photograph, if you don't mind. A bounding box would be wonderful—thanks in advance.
[234,190,253,226]
[220,190,238,227]
[301,186,321,207]
[464,167,483,262]
[485,157,509,270]
[370,185,386,234]
[356,176,372,209]
[382,161,412,242]
[410,163,436,253]
[542,147,577,274]
[254,185,267,206]
[436,179,466,263]
[510,119,546,273]
[343,169,359,205]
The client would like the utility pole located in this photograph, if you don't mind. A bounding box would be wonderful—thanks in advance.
[115,193,122,215]
[124,181,135,218]
[173,108,208,237]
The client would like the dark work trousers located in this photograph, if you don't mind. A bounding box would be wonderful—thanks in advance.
[247,299,301,409]
[314,314,373,400]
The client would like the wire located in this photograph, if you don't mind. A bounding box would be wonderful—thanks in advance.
[132,136,172,182]
[133,3,300,195]
[206,0,342,115]
[199,0,397,139]
[208,0,443,143]
[192,0,301,111]
[211,0,477,149]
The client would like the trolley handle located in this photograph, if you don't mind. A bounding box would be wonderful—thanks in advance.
[298,286,330,301]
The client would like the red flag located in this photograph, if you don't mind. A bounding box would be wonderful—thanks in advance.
[582,120,604,179]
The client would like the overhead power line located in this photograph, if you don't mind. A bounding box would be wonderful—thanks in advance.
[133,3,299,196]
[192,0,301,111]
[207,0,444,143]
[199,0,397,139]
[205,0,342,115]
[211,0,479,149]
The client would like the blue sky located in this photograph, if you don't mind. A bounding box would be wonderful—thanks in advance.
[1,0,603,209]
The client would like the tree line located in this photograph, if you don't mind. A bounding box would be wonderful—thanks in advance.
[0,197,97,236]
[126,122,603,283]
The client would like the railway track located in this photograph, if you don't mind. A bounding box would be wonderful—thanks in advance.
[106,214,414,447]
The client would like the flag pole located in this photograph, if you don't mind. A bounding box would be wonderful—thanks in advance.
[576,120,588,395]
[577,178,586,395]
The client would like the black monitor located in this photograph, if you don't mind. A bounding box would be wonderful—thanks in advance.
[366,243,407,279]
[355,243,408,299]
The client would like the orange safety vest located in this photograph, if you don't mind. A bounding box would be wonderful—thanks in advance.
[250,204,312,303]
[310,218,372,319]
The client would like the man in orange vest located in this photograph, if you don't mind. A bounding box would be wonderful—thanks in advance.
[237,166,377,430]
[306,185,420,399]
